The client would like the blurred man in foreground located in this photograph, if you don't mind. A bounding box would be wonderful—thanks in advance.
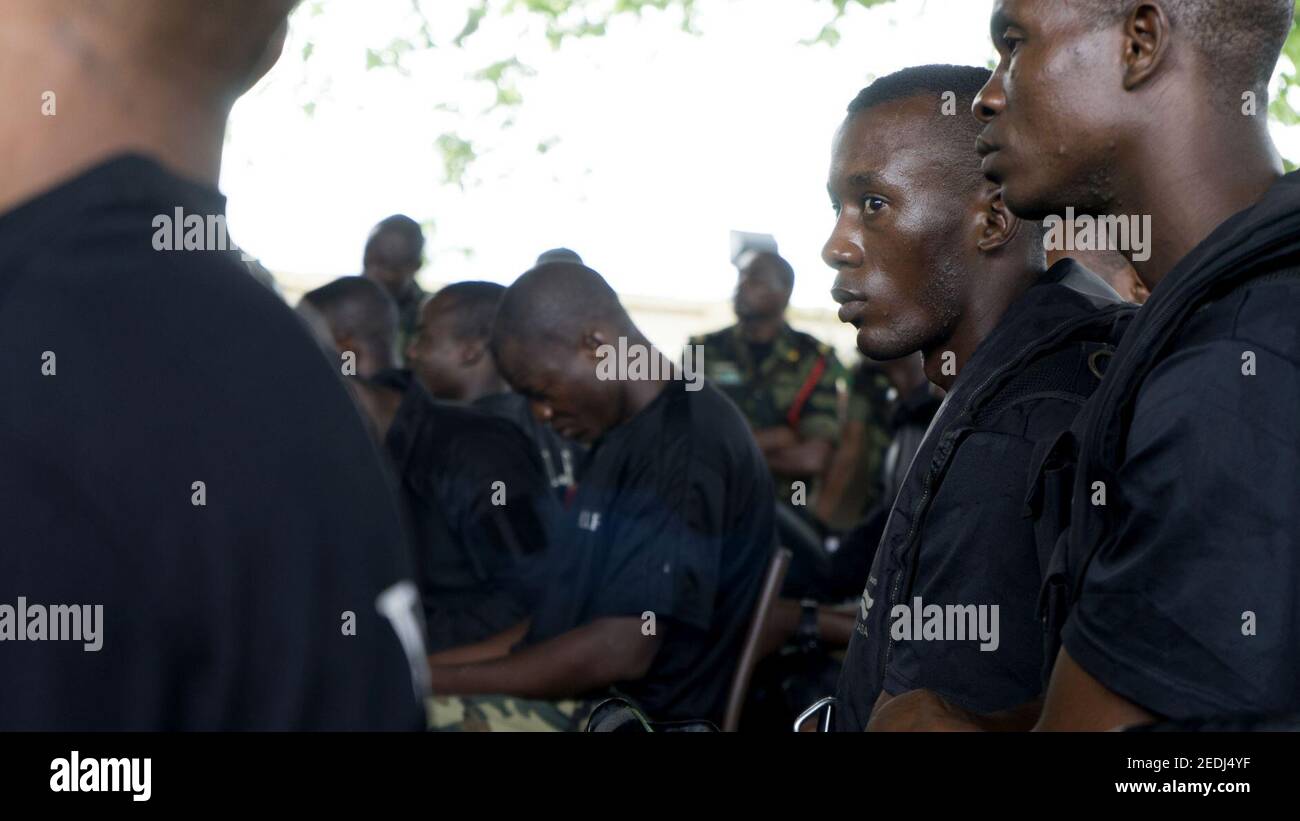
[0,0,426,729]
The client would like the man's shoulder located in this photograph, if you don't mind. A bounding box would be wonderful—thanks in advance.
[1180,272,1300,361]
[782,325,834,353]
[423,397,539,466]
[682,383,768,472]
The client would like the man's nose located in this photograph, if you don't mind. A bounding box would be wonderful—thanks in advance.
[822,227,863,271]
[972,73,1004,124]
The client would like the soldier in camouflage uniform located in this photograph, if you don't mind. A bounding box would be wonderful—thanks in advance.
[691,252,844,516]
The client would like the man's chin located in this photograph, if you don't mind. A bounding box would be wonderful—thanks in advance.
[1000,181,1065,224]
[857,329,916,363]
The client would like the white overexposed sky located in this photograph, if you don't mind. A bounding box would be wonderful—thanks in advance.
[222,0,1300,309]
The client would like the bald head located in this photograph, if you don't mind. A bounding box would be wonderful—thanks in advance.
[492,263,635,358]
[489,264,647,444]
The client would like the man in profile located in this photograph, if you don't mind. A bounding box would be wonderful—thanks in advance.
[822,65,1131,731]
[0,0,425,729]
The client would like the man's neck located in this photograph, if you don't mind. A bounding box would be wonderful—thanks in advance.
[923,265,1037,392]
[0,19,229,216]
[616,338,672,425]
[461,368,509,404]
[1114,111,1283,292]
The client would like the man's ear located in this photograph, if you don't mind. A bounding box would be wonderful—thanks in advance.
[1121,2,1171,91]
[581,329,610,362]
[975,184,1022,253]
[336,332,359,358]
[460,338,487,367]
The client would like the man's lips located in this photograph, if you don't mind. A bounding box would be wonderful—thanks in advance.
[837,301,867,327]
[975,135,999,157]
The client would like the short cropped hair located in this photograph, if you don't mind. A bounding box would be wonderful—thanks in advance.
[847,65,993,194]
[1085,0,1294,98]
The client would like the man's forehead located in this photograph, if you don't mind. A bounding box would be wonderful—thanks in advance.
[424,292,459,320]
[993,0,1082,34]
[367,230,414,258]
[831,101,942,188]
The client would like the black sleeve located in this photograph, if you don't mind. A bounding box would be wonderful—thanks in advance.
[1063,339,1300,719]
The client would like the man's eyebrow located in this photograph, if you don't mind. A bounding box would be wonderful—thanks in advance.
[989,9,1008,40]
[830,171,888,197]
[845,171,887,190]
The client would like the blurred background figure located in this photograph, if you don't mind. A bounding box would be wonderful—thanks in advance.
[304,275,557,655]
[300,276,400,379]
[692,250,844,520]
[363,214,428,353]
[536,247,584,266]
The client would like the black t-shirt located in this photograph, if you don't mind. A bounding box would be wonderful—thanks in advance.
[375,370,557,652]
[524,380,775,724]
[0,154,426,730]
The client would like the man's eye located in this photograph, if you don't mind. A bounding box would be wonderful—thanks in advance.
[864,197,886,213]
[1001,29,1023,53]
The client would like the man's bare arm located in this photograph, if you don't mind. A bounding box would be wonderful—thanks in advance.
[1032,647,1156,731]
[428,617,660,701]
[863,648,1156,732]
[426,620,529,667]
[815,419,865,522]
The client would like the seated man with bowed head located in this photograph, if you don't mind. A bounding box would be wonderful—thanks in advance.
[426,262,775,730]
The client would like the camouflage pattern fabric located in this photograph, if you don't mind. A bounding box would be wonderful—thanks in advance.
[427,695,599,732]
[690,323,844,503]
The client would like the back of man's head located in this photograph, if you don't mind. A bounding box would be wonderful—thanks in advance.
[26,0,298,100]
[493,263,632,356]
[433,281,507,345]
